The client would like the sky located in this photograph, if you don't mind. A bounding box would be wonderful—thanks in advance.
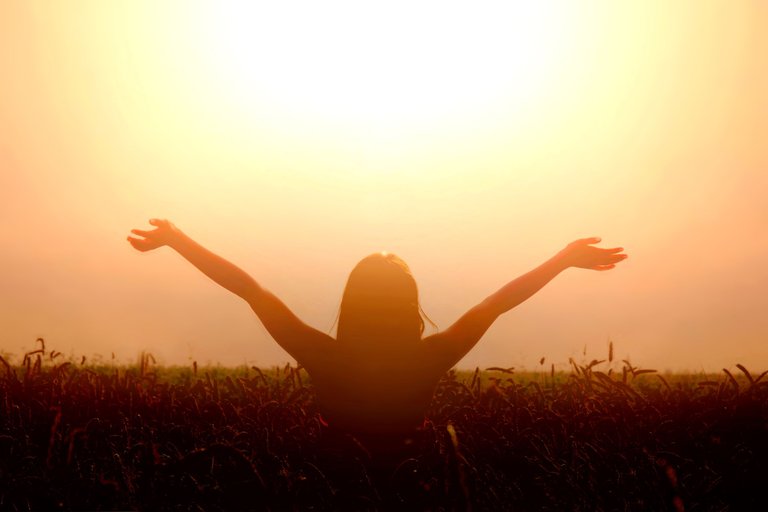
[1,1,766,371]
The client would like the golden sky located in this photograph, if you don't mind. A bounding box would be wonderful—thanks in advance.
[1,1,766,371]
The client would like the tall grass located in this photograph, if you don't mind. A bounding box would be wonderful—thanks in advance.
[0,339,766,510]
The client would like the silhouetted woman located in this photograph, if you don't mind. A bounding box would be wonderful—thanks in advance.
[128,219,626,454]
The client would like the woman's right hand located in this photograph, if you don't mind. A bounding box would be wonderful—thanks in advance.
[127,218,180,252]
[557,237,627,271]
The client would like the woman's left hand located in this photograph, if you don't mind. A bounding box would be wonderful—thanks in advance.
[127,218,180,252]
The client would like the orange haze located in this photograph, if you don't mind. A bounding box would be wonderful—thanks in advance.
[1,1,766,371]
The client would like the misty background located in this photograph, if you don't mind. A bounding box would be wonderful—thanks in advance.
[1,1,766,371]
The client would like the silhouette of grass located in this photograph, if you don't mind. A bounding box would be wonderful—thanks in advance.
[1,341,766,510]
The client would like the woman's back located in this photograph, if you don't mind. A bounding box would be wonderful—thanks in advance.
[308,342,443,435]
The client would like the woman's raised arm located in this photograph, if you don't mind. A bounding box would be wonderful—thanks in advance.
[423,238,627,372]
[127,219,332,365]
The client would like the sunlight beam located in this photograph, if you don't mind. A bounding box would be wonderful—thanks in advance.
[187,1,577,131]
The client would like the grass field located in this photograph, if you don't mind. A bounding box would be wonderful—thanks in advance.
[1,340,767,510]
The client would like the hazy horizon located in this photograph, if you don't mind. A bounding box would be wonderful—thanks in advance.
[2,1,766,372]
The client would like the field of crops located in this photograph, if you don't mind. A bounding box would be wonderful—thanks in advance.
[1,340,767,511]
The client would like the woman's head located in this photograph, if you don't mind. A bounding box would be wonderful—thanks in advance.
[337,252,430,345]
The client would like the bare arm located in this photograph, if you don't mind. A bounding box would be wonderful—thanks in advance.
[127,219,332,364]
[423,237,627,371]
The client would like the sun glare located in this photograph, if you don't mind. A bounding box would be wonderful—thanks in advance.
[186,1,577,132]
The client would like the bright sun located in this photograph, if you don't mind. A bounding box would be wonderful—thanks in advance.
[184,1,577,131]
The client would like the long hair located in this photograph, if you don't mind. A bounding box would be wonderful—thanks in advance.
[336,252,433,346]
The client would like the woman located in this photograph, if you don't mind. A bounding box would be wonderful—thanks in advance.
[127,219,627,437]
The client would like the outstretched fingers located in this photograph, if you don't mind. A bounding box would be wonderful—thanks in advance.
[575,237,602,245]
[130,228,155,238]
[565,237,628,270]
[605,253,628,264]
[590,252,627,270]
[127,218,176,253]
